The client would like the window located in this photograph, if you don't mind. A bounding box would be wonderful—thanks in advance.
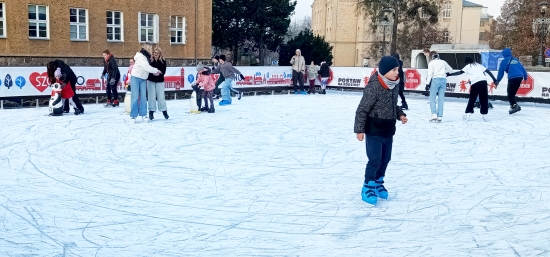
[70,8,88,40]
[0,2,5,37]
[443,1,452,18]
[138,12,158,43]
[170,16,185,44]
[443,30,449,43]
[107,11,123,42]
[28,5,48,39]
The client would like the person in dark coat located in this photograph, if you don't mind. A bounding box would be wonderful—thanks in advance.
[317,62,330,94]
[354,56,408,206]
[47,60,85,114]
[101,50,121,107]
[391,54,408,110]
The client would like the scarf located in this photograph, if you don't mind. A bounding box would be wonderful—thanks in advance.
[377,71,400,90]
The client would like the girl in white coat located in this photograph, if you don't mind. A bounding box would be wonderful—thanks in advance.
[130,44,160,123]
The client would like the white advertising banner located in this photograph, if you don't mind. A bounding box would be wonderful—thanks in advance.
[0,66,549,99]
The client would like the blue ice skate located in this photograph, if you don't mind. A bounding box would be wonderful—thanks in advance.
[219,101,231,106]
[300,91,307,95]
[375,176,388,199]
[294,91,299,95]
[362,181,378,205]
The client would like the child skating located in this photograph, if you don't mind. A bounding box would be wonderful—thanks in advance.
[195,67,216,113]
[354,56,408,205]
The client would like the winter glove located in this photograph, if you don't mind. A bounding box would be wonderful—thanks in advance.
[446,73,451,77]
[239,74,245,81]
[192,85,199,91]
[109,78,116,86]
[425,84,430,92]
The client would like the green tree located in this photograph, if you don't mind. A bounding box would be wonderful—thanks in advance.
[247,0,297,65]
[279,30,334,66]
[212,0,252,64]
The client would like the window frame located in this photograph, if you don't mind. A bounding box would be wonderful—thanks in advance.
[443,30,449,43]
[28,4,49,40]
[69,7,89,41]
[106,10,124,42]
[0,2,6,38]
[443,1,452,19]
[138,12,159,43]
[170,15,186,44]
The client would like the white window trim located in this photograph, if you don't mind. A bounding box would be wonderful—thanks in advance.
[169,15,186,45]
[443,1,452,19]
[107,10,124,42]
[0,2,6,38]
[69,7,89,41]
[138,12,159,43]
[28,4,49,40]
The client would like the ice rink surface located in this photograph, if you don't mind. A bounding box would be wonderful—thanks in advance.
[1,92,549,256]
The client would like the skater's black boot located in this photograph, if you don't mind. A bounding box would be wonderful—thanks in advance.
[488,102,494,109]
[74,108,81,115]
[149,111,154,120]
[162,110,169,119]
[322,89,326,94]
[474,102,481,108]
[509,104,521,115]
[208,106,215,113]
[401,101,409,110]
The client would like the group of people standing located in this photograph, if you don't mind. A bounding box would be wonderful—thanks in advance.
[291,49,330,95]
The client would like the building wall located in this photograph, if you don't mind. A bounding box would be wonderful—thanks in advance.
[0,0,212,66]
[460,7,482,44]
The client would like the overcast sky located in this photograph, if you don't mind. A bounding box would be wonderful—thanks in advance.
[291,0,506,22]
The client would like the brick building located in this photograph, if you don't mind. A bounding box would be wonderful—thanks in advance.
[0,0,212,66]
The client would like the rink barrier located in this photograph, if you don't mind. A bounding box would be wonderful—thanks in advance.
[1,66,550,108]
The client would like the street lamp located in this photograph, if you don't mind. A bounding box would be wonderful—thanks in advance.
[379,8,394,56]
[533,1,550,66]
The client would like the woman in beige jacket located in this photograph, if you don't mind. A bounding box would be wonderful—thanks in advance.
[290,49,306,95]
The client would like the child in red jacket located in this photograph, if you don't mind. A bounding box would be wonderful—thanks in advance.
[55,68,81,115]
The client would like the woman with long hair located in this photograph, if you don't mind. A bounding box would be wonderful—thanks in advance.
[447,57,498,121]
[47,60,85,114]
[130,43,160,123]
[147,47,169,120]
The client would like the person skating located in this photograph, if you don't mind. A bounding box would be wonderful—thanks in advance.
[101,50,121,107]
[290,49,307,95]
[212,55,244,106]
[130,43,160,123]
[47,60,85,114]
[147,47,169,120]
[53,68,81,115]
[194,63,206,111]
[211,55,223,99]
[496,48,528,115]
[195,67,216,113]
[354,56,408,205]
[426,52,453,122]
[447,57,498,122]
[392,54,408,110]
[318,61,330,95]
[307,61,319,94]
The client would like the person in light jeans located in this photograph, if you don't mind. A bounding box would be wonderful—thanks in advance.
[147,47,169,120]
[130,43,160,123]
[426,52,453,122]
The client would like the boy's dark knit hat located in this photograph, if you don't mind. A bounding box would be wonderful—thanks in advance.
[212,55,220,60]
[379,56,400,76]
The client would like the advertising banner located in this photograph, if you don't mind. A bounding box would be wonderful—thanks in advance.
[0,66,548,99]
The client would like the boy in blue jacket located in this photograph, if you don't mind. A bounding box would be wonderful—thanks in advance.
[496,48,528,114]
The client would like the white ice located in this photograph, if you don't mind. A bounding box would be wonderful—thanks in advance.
[1,92,549,256]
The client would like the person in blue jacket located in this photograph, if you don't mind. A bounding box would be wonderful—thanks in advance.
[496,48,528,114]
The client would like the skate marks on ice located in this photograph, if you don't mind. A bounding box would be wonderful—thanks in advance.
[0,95,550,256]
